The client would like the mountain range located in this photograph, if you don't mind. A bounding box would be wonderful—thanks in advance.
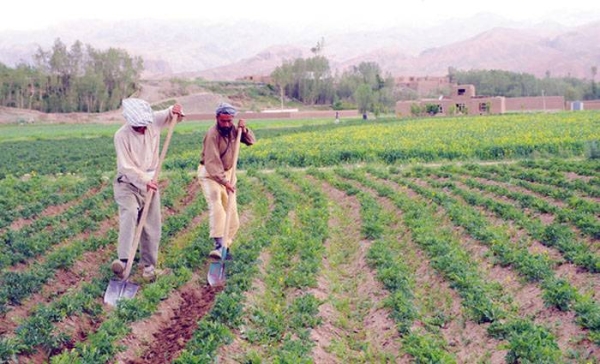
[0,13,599,81]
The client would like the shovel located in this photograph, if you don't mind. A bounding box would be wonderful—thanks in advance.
[207,123,243,286]
[104,110,182,306]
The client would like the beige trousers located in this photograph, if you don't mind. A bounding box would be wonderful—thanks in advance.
[198,165,239,248]
[113,178,161,267]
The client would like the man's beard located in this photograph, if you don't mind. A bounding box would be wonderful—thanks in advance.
[217,125,232,136]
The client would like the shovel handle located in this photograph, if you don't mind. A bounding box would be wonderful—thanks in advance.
[222,124,243,250]
[122,111,180,280]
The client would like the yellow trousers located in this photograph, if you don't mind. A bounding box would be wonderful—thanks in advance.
[197,165,239,248]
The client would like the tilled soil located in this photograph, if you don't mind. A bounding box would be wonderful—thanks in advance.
[127,284,223,364]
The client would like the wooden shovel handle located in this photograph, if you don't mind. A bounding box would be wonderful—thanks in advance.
[122,112,179,280]
[223,124,243,249]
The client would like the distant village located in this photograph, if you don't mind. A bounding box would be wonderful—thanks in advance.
[237,74,599,119]
[394,76,600,117]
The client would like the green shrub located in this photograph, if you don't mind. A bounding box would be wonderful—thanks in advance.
[585,140,600,159]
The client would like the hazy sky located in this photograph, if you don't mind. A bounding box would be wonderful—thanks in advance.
[2,0,600,31]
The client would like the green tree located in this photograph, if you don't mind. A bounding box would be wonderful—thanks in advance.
[342,61,395,117]
[272,61,293,109]
[591,66,598,98]
[1,38,142,113]
[424,103,440,115]
[354,84,373,119]
[410,103,422,117]
[271,55,333,105]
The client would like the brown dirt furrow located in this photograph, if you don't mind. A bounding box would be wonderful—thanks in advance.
[309,178,403,362]
[2,178,199,348]
[448,179,565,261]
[15,311,104,363]
[471,176,569,208]
[7,199,117,274]
[182,178,201,207]
[450,179,600,295]
[0,219,116,334]
[471,176,600,248]
[217,189,277,361]
[368,178,506,363]
[555,263,600,297]
[118,185,259,363]
[5,184,106,233]
[163,178,200,217]
[115,280,221,364]
[217,249,271,363]
[564,171,594,183]
[401,176,597,359]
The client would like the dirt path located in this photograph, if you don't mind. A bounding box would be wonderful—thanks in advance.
[215,184,276,362]
[310,178,403,362]
[122,282,222,364]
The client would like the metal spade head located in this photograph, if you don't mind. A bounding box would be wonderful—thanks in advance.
[103,278,139,306]
[207,247,227,286]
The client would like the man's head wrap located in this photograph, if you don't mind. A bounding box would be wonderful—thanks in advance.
[215,102,237,116]
[122,98,153,127]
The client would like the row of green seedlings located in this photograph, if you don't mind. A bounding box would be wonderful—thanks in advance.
[517,159,600,180]
[0,131,199,183]
[0,171,195,315]
[470,163,600,221]
[0,184,114,270]
[0,172,202,362]
[455,163,600,240]
[239,169,326,362]
[478,163,598,205]
[175,169,327,362]
[0,136,117,178]
[0,229,117,316]
[428,166,600,273]
[503,162,600,198]
[309,168,457,362]
[47,173,208,363]
[0,191,115,312]
[0,238,116,362]
[307,168,394,361]
[337,167,565,364]
[0,173,103,231]
[378,166,600,347]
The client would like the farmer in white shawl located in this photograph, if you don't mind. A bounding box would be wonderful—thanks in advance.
[111,98,183,281]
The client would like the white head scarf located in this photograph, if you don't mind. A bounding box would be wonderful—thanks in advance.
[122,98,153,127]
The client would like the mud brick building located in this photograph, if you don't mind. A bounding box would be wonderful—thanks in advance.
[396,84,566,117]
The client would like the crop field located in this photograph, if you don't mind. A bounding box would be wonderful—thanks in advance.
[0,111,599,363]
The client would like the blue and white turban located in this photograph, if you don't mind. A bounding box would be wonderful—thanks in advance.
[122,98,153,127]
[215,102,237,116]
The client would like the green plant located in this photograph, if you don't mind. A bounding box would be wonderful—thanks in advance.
[542,278,578,311]
[585,140,600,159]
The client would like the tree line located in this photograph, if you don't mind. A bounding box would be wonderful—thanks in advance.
[0,38,142,113]
[268,47,599,118]
[2,36,597,115]
[450,67,600,101]
[270,40,396,118]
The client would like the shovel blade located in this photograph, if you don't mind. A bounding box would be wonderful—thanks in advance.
[104,278,139,306]
[207,261,226,286]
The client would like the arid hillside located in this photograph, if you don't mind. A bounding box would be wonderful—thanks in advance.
[1,16,599,80]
